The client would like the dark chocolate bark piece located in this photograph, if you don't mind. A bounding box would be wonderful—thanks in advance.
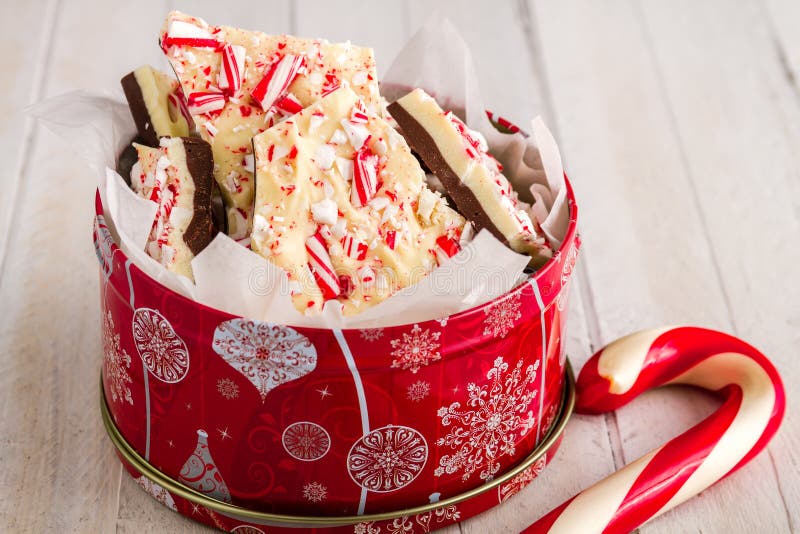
[388,101,506,245]
[180,137,217,256]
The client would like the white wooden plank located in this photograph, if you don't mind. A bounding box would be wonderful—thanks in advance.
[0,0,178,531]
[530,0,790,532]
[0,0,59,279]
[764,0,800,82]
[116,474,215,533]
[637,0,800,530]
[294,0,409,77]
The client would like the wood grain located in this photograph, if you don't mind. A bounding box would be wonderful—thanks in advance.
[0,0,796,533]
[637,1,800,530]
[0,0,59,272]
[530,0,791,531]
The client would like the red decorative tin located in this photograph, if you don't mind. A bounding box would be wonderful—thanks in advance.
[96,173,580,529]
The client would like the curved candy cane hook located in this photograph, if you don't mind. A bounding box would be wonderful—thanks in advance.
[524,327,785,534]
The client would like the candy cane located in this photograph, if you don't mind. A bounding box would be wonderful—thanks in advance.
[524,327,785,534]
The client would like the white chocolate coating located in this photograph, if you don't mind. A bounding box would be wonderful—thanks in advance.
[252,87,465,315]
[132,65,192,139]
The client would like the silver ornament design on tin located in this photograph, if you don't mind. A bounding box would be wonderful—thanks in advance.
[212,319,317,402]
[179,429,232,503]
[282,421,331,461]
[347,425,428,493]
[132,308,190,383]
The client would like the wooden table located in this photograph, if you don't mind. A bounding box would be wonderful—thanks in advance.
[1,0,797,532]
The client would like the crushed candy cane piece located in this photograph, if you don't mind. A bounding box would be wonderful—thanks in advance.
[340,119,370,150]
[351,146,378,206]
[314,144,336,170]
[434,234,461,265]
[274,93,303,115]
[358,265,375,287]
[341,234,368,261]
[186,91,226,114]
[219,43,246,93]
[350,100,369,123]
[251,54,305,111]
[305,230,340,300]
[311,198,338,225]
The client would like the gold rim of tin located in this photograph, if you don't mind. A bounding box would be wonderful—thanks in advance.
[101,361,575,526]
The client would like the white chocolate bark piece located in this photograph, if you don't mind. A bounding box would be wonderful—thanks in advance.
[121,65,193,146]
[160,11,382,241]
[251,87,465,315]
[132,137,215,280]
[389,89,552,266]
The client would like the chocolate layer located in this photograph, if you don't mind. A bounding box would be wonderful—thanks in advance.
[116,136,145,185]
[121,71,159,146]
[210,181,227,235]
[180,137,217,256]
[388,101,507,246]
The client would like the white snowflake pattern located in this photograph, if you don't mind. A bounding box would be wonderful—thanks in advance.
[497,457,547,502]
[302,481,327,503]
[103,310,133,405]
[406,380,431,403]
[360,328,384,342]
[482,294,522,338]
[347,425,428,493]
[212,319,317,402]
[282,421,331,461]
[435,356,538,483]
[390,324,441,373]
[216,377,240,400]
[132,308,190,383]
[230,526,266,534]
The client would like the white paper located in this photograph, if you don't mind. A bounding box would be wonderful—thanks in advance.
[32,17,571,328]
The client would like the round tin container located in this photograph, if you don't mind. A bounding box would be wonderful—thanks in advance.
[95,171,580,527]
[102,362,573,532]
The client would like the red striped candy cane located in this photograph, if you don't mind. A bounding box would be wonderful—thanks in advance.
[525,327,785,534]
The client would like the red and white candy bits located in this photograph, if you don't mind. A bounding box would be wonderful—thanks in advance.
[305,230,340,300]
[351,146,378,207]
[186,91,226,115]
[250,54,305,111]
[219,43,246,94]
[525,326,785,534]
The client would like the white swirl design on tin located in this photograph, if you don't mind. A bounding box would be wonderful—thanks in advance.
[282,421,331,461]
[347,425,428,493]
[131,308,190,383]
